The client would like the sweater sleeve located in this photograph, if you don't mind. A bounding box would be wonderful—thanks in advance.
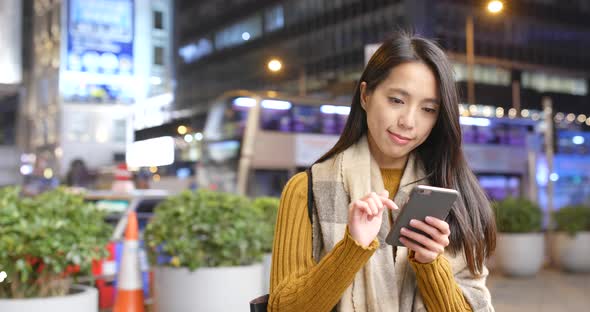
[409,251,474,312]
[268,172,378,312]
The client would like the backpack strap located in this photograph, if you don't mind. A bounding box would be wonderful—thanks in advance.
[305,168,314,225]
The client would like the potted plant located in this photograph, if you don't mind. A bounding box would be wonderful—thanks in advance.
[252,196,280,292]
[550,205,590,272]
[493,197,544,277]
[0,187,112,312]
[145,189,267,312]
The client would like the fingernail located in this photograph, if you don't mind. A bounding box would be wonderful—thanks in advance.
[425,216,432,222]
[401,227,406,233]
[409,219,417,226]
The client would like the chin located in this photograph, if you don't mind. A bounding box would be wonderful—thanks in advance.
[386,150,409,160]
[383,145,412,160]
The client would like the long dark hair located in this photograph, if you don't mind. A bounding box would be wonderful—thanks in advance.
[316,32,496,275]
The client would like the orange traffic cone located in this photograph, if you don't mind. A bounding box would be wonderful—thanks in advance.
[114,211,145,312]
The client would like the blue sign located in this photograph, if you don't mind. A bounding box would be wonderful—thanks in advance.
[62,0,134,103]
[67,0,133,75]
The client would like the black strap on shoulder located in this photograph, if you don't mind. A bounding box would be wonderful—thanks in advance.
[305,168,314,225]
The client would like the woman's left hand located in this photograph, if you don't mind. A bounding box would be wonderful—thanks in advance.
[399,216,450,263]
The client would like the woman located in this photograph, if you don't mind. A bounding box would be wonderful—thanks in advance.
[268,32,496,312]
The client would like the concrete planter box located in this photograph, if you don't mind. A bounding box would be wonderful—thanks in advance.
[497,233,545,277]
[0,284,97,312]
[154,263,264,312]
[551,231,590,273]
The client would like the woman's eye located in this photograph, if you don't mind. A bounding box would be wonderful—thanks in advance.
[389,97,404,104]
[423,108,437,113]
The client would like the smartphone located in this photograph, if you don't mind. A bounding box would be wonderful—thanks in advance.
[385,185,459,246]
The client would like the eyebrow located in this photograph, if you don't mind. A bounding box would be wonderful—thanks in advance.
[387,87,440,105]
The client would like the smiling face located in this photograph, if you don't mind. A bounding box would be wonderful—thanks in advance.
[360,61,440,168]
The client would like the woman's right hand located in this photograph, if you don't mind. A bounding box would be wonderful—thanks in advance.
[348,190,399,247]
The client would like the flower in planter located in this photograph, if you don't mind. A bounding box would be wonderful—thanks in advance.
[170,257,181,267]
[0,271,6,283]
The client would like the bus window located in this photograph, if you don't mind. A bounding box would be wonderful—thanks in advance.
[204,98,251,141]
[461,121,530,146]
[261,103,292,132]
[292,104,321,133]
[336,112,348,134]
[198,140,241,193]
[228,99,250,137]
[247,169,290,197]
[320,105,350,134]
[478,175,521,201]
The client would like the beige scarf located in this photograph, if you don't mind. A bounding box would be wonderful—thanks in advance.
[311,135,494,312]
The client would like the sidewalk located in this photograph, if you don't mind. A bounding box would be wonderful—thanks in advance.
[488,268,590,312]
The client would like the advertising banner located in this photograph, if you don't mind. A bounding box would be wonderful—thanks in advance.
[62,0,134,103]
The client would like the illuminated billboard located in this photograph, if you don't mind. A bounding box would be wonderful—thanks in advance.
[61,0,135,103]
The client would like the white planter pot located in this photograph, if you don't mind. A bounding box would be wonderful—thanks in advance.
[154,263,264,312]
[0,284,97,312]
[550,231,590,273]
[263,253,272,292]
[496,233,545,277]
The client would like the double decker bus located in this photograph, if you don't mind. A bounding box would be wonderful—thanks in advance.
[197,90,350,197]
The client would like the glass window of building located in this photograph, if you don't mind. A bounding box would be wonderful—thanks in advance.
[452,63,511,86]
[522,71,588,96]
[178,38,213,63]
[153,10,164,30]
[264,5,284,32]
[214,15,262,50]
[113,119,127,143]
[154,46,164,66]
[0,109,16,145]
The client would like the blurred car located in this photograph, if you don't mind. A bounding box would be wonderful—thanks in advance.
[84,189,170,309]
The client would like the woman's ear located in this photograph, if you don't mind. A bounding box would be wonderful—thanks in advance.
[360,81,368,110]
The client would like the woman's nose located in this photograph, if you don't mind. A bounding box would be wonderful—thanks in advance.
[398,109,416,129]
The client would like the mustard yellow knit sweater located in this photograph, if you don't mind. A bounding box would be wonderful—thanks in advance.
[268,169,473,311]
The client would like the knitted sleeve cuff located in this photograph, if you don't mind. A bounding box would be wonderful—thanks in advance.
[344,225,380,251]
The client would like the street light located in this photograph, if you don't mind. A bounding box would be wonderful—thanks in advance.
[466,0,504,105]
[267,59,282,72]
[487,0,504,14]
[177,125,187,135]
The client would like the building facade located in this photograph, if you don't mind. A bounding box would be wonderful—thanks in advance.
[21,0,174,175]
[175,0,590,119]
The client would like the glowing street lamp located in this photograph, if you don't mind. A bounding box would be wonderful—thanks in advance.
[487,1,504,14]
[267,59,282,72]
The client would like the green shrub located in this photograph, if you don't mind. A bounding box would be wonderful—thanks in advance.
[492,197,543,233]
[553,205,590,235]
[0,187,112,298]
[144,190,267,270]
[252,197,280,253]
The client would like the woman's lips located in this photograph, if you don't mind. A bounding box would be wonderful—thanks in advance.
[387,131,412,145]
